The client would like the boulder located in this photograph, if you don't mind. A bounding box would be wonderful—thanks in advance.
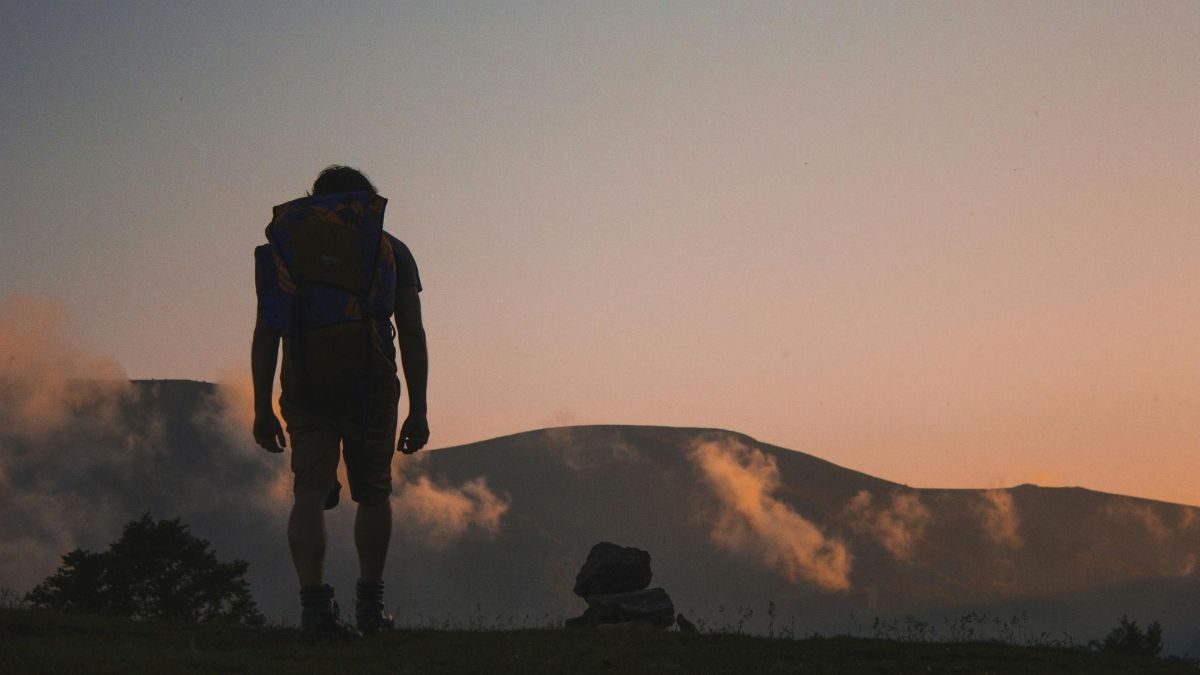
[572,541,652,597]
[565,587,676,629]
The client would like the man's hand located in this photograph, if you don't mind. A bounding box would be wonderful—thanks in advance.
[398,412,429,455]
[254,411,287,453]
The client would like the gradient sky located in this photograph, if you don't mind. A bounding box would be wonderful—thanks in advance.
[2,2,1197,504]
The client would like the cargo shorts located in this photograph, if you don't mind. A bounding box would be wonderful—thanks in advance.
[281,376,400,505]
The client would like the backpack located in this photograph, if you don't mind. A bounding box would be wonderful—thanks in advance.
[262,191,397,414]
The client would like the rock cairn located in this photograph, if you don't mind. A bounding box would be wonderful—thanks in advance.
[565,541,677,629]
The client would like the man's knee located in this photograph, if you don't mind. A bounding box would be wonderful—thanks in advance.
[293,489,329,509]
[349,483,392,506]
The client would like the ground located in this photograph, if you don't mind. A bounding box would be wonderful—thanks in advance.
[2,609,1196,674]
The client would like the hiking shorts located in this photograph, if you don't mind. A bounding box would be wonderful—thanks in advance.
[281,377,400,505]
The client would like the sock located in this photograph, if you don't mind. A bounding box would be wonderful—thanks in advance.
[356,579,384,607]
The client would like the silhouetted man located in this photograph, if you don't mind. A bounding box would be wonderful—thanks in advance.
[251,166,429,640]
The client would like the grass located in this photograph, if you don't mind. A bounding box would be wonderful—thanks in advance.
[3,608,1198,674]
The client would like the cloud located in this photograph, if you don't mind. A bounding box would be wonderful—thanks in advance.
[1177,506,1196,531]
[976,489,1022,547]
[0,375,286,588]
[0,295,128,439]
[0,295,283,596]
[689,436,851,590]
[0,293,514,621]
[844,489,931,561]
[211,369,258,438]
[210,345,512,549]
[208,371,293,504]
[1103,500,1173,540]
[392,472,510,550]
[543,425,640,471]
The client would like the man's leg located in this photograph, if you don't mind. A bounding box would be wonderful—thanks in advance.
[344,407,398,633]
[289,489,328,586]
[285,421,341,588]
[283,417,359,640]
[345,383,398,582]
[354,498,392,581]
[291,494,359,641]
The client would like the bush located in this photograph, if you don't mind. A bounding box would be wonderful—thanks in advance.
[26,514,263,625]
[1093,615,1163,658]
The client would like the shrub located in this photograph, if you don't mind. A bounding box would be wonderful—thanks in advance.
[26,514,263,625]
[1092,615,1163,658]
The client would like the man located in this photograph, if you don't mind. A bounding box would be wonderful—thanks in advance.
[251,165,429,639]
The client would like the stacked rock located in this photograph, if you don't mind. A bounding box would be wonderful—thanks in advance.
[565,541,676,629]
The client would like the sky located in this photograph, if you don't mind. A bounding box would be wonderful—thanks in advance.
[2,1,1198,505]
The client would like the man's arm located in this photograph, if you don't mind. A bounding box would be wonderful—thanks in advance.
[394,286,429,453]
[251,324,286,453]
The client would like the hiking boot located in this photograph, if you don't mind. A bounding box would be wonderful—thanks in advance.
[355,578,394,635]
[301,600,361,643]
[356,601,395,635]
[300,585,361,643]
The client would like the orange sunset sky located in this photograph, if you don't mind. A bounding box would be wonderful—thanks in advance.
[2,3,1197,504]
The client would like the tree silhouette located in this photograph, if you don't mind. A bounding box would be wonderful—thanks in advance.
[27,514,263,625]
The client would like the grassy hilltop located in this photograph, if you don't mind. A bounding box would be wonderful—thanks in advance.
[3,609,1196,674]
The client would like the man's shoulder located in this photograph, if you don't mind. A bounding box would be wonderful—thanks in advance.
[383,231,410,250]
[383,232,417,263]
[383,231,422,292]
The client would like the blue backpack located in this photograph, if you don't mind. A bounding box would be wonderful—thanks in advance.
[261,191,397,412]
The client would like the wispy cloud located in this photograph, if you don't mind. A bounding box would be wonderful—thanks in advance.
[1103,499,1173,541]
[392,470,510,550]
[844,489,931,561]
[690,436,851,590]
[0,295,128,438]
[544,425,640,471]
[977,489,1022,547]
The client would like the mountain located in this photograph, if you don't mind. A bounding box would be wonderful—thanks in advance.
[400,424,1200,650]
[2,380,1198,652]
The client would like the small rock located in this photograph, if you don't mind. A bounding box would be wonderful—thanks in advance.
[595,619,661,632]
[573,542,653,597]
[567,587,676,629]
[676,613,698,634]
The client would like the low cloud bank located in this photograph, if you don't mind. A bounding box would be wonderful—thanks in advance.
[0,294,508,616]
[845,489,931,561]
[690,436,851,590]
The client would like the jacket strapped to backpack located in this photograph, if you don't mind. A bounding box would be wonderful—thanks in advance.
[261,191,398,413]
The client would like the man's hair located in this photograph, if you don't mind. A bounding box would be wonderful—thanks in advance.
[311,165,377,196]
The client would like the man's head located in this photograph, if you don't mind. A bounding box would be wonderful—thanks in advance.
[311,165,377,196]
